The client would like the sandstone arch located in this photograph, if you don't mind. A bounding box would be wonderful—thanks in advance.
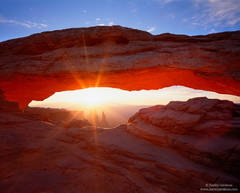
[0,26,240,109]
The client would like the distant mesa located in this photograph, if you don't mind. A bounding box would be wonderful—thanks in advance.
[63,119,91,129]
[89,110,110,128]
[23,105,109,129]
[100,111,109,128]
[0,26,240,109]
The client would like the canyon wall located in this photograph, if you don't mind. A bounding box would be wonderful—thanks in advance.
[0,26,240,108]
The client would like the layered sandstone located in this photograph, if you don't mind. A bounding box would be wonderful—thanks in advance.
[0,97,239,193]
[128,97,240,176]
[0,26,240,108]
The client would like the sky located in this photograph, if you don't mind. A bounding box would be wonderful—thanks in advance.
[0,0,240,42]
[29,86,240,126]
[30,86,240,110]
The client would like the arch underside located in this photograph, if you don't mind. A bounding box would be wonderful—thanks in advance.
[1,66,240,109]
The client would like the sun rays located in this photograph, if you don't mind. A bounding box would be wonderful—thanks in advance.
[29,86,240,111]
[69,87,110,108]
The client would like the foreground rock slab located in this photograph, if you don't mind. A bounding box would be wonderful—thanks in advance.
[0,97,239,193]
[0,26,240,108]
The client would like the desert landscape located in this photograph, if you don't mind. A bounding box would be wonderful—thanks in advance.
[0,0,240,192]
[0,25,240,193]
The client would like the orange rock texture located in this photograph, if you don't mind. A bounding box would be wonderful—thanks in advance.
[0,26,240,109]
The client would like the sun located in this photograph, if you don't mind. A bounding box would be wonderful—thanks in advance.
[29,86,240,111]
[63,87,117,109]
[30,87,127,110]
[80,88,107,108]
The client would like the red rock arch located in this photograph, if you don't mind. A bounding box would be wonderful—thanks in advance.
[0,26,240,109]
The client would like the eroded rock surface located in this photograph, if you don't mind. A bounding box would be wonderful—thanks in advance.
[0,89,20,112]
[0,97,239,193]
[0,26,240,108]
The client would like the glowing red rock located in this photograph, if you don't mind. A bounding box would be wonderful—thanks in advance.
[0,26,240,109]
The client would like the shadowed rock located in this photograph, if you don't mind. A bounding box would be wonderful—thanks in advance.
[0,97,239,193]
[0,89,20,112]
[128,97,240,178]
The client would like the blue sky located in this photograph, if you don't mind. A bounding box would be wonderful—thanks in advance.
[0,0,240,42]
